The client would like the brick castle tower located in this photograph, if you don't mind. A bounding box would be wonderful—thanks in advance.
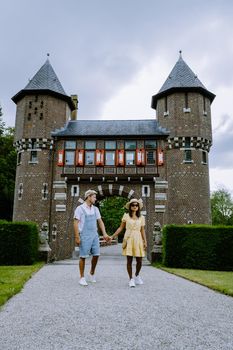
[151,52,215,224]
[12,57,75,230]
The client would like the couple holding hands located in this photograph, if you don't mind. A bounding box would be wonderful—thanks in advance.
[73,189,147,288]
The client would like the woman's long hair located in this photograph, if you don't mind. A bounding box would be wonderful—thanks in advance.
[128,204,141,218]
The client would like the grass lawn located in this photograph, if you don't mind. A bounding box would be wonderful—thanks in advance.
[153,263,233,297]
[0,262,44,307]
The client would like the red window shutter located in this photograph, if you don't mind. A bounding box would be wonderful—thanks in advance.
[76,149,84,166]
[96,150,104,166]
[158,149,164,166]
[57,150,64,166]
[136,149,145,166]
[116,150,124,166]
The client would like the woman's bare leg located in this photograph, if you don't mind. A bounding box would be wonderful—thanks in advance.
[127,256,133,279]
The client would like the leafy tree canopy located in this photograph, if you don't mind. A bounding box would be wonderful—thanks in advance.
[211,188,233,225]
[98,196,128,240]
[0,105,17,220]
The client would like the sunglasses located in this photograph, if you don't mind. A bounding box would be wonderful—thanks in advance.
[131,204,139,207]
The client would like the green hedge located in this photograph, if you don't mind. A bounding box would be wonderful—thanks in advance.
[162,225,233,271]
[0,221,39,265]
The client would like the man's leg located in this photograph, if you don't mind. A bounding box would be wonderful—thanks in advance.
[90,235,100,276]
[79,257,85,277]
[90,255,99,275]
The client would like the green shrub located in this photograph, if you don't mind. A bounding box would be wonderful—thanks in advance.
[0,221,39,265]
[163,225,233,271]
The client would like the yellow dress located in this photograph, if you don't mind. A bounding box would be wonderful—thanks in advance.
[122,213,145,257]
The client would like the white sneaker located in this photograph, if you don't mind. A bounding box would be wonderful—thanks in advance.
[79,277,88,286]
[135,275,144,285]
[87,273,97,283]
[129,278,136,288]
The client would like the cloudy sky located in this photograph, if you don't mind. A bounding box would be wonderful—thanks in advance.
[1,0,233,193]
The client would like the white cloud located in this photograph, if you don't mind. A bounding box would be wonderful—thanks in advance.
[100,56,170,119]
[210,168,233,194]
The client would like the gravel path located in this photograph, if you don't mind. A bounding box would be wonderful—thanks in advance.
[0,244,233,350]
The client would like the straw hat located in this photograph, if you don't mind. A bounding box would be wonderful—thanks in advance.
[84,189,97,200]
[125,198,143,210]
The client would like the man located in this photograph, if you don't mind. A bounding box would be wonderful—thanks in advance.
[73,189,110,286]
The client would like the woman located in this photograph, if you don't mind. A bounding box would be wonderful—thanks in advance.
[111,198,147,287]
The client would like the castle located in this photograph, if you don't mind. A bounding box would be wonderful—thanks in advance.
[12,53,215,260]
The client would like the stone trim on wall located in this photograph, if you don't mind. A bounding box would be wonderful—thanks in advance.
[14,138,54,151]
[167,136,211,151]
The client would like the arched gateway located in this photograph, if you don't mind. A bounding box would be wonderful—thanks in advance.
[12,53,215,260]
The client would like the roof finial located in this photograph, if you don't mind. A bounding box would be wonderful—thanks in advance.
[179,50,182,58]
[47,53,50,57]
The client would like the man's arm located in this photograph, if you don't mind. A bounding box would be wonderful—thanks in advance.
[97,218,110,241]
[73,218,81,246]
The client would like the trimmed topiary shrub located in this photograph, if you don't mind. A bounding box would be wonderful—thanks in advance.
[163,225,233,271]
[0,221,39,265]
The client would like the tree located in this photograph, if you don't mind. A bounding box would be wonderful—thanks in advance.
[0,104,5,136]
[211,188,233,225]
[98,196,128,241]
[0,105,17,220]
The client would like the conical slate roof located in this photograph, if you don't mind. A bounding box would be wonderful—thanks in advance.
[151,53,215,109]
[24,59,67,95]
[12,59,75,110]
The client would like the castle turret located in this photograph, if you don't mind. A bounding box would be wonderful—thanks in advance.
[151,52,215,224]
[12,58,75,230]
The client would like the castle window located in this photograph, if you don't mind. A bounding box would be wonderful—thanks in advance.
[125,141,136,150]
[42,183,48,200]
[202,151,207,164]
[29,101,32,109]
[17,151,22,165]
[125,151,135,165]
[31,139,37,149]
[105,141,116,150]
[146,150,156,165]
[183,93,191,113]
[85,151,95,165]
[164,96,168,112]
[18,183,23,200]
[105,151,115,166]
[183,137,192,163]
[185,137,191,148]
[71,185,79,197]
[34,107,37,115]
[142,185,150,197]
[40,101,44,108]
[27,113,31,121]
[203,96,207,116]
[65,151,75,165]
[65,141,76,149]
[30,151,38,163]
[40,113,43,120]
[185,93,188,108]
[145,140,157,149]
[184,150,192,162]
[85,141,96,149]
[35,95,38,102]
